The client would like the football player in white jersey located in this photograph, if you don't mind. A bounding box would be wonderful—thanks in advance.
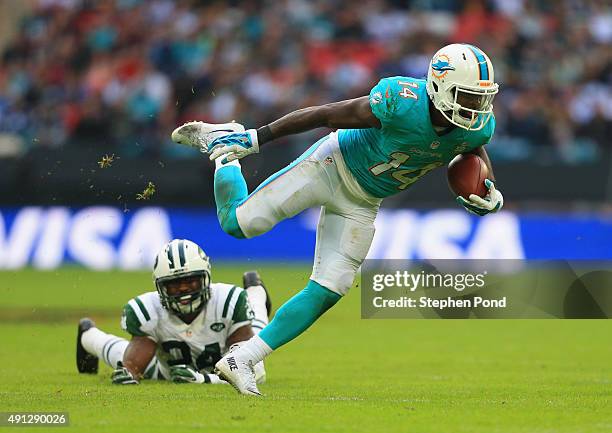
[75,239,271,385]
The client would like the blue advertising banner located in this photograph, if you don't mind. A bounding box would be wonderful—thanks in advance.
[0,207,610,269]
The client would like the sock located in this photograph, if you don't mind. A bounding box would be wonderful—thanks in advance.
[214,158,241,171]
[246,285,269,334]
[258,280,341,350]
[81,328,129,369]
[213,161,248,238]
[239,334,273,365]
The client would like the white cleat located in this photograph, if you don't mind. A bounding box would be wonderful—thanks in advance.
[214,345,261,396]
[254,361,266,385]
[171,121,245,153]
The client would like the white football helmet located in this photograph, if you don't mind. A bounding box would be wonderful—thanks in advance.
[426,43,499,131]
[153,239,211,316]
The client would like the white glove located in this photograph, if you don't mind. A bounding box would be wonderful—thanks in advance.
[208,129,259,163]
[111,362,139,385]
[169,364,229,385]
[456,179,504,216]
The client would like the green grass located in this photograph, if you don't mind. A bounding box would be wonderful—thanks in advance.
[0,267,610,433]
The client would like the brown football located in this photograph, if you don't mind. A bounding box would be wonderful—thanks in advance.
[447,154,489,199]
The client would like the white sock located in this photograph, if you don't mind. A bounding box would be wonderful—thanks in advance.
[246,285,269,335]
[81,328,129,368]
[214,157,241,172]
[238,334,273,365]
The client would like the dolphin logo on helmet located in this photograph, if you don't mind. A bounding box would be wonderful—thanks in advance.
[431,54,455,78]
[431,58,455,71]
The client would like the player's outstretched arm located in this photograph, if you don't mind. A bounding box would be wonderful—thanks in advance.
[207,97,381,162]
[111,336,156,384]
[259,96,381,144]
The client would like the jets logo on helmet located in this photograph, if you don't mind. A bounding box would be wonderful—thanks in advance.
[153,239,212,316]
[426,43,499,131]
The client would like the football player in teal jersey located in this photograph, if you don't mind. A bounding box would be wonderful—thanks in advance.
[172,43,504,395]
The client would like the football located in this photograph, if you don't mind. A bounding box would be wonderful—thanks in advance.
[447,153,489,199]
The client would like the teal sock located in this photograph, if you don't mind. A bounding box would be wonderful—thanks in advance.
[259,280,341,350]
[214,165,248,238]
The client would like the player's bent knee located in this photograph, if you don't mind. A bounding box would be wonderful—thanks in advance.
[311,268,357,297]
[245,216,275,237]
[234,202,279,238]
[217,204,246,239]
[220,220,244,239]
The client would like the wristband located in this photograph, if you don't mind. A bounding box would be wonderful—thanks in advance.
[256,125,273,145]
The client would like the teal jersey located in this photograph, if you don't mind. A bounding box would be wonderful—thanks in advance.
[338,77,495,198]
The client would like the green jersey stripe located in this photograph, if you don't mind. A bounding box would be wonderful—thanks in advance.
[232,290,252,323]
[134,297,151,321]
[222,286,237,318]
[122,303,147,337]
[127,299,146,324]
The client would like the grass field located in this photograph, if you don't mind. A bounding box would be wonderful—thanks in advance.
[1,266,611,433]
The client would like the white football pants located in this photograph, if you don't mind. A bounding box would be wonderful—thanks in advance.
[236,132,382,295]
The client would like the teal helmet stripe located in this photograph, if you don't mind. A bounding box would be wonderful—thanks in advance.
[465,44,489,80]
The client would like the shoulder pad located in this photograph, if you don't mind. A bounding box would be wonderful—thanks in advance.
[369,76,423,127]
[121,292,159,337]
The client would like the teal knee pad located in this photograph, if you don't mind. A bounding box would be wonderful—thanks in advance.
[259,280,341,349]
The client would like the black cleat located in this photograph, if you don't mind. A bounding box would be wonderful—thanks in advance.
[76,318,99,374]
[243,270,272,318]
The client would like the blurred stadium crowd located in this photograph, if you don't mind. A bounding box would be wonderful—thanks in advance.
[0,0,610,162]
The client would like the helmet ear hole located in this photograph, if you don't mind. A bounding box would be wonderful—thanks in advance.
[432,82,438,92]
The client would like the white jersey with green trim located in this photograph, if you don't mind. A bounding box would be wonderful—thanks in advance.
[121,283,253,378]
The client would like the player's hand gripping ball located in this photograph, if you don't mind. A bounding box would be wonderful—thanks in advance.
[448,154,503,216]
[457,178,503,216]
